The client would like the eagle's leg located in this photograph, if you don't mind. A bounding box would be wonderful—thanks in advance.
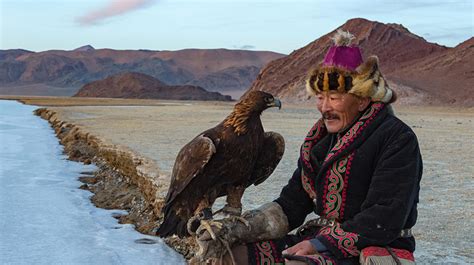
[188,197,223,240]
[214,186,250,227]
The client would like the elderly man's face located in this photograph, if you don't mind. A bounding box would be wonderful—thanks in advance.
[316,91,370,133]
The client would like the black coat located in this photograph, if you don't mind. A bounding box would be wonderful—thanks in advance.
[275,103,422,259]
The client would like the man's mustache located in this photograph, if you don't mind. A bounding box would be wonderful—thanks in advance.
[323,112,340,120]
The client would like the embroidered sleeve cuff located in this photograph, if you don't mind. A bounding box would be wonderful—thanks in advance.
[316,223,361,259]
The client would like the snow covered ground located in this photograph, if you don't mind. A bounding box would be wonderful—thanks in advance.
[0,100,185,265]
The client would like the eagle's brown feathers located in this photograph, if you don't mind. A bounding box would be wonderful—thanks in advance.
[224,91,270,135]
[157,91,284,238]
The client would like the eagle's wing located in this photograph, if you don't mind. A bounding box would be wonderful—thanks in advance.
[248,131,285,186]
[164,134,216,205]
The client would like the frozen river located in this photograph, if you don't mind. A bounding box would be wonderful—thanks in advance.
[0,100,185,265]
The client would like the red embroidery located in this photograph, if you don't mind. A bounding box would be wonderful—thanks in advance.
[323,154,354,220]
[302,171,317,199]
[254,241,284,264]
[300,103,384,201]
[325,102,384,162]
[301,119,326,166]
[300,119,326,198]
[361,246,415,261]
[298,103,386,258]
[340,154,354,219]
[319,223,360,257]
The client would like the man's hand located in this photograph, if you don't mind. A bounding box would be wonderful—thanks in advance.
[282,240,318,256]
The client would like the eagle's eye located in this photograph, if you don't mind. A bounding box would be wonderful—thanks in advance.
[264,97,273,103]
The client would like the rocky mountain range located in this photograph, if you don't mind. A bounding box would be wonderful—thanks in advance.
[0,48,284,97]
[2,18,472,106]
[246,18,473,106]
[74,72,232,101]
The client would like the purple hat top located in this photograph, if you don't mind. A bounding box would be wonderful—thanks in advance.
[322,30,363,71]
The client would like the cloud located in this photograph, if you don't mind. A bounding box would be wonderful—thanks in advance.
[76,0,156,26]
[233,45,256,50]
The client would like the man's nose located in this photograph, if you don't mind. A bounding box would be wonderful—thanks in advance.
[320,98,332,112]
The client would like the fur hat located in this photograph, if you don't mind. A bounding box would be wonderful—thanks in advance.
[306,29,395,103]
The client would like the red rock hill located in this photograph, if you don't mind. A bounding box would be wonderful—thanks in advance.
[389,37,474,106]
[246,18,472,106]
[0,48,284,96]
[74,72,232,101]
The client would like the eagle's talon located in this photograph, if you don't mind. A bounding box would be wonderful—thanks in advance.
[196,219,224,240]
[187,215,201,236]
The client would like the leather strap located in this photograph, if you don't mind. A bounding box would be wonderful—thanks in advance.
[385,247,402,265]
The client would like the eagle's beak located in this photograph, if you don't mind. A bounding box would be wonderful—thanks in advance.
[270,98,282,110]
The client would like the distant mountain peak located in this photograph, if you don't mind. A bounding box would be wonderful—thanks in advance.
[74,45,95,51]
[246,18,472,106]
[339,18,427,43]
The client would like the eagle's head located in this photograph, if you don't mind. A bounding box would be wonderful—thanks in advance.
[224,91,281,135]
[238,91,282,113]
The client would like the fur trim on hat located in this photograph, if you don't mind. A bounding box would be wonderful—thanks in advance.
[349,56,395,103]
[306,56,396,103]
[306,66,356,95]
[306,68,319,96]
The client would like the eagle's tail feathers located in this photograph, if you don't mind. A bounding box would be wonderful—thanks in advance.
[156,208,188,238]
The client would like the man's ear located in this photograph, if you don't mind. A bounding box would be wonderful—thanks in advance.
[358,97,371,111]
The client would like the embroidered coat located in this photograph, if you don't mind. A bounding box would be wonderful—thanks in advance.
[274,103,422,260]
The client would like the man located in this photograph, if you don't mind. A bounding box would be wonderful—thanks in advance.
[194,30,422,265]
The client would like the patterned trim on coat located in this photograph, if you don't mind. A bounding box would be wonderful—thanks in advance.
[300,102,384,212]
[300,119,326,199]
[322,153,354,220]
[302,171,317,199]
[325,102,384,162]
[252,241,285,265]
[319,223,360,257]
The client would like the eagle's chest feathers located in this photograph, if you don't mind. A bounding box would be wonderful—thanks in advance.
[213,117,263,179]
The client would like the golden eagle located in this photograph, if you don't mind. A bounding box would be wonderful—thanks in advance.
[157,91,284,238]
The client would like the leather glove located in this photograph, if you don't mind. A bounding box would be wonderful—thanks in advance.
[191,202,289,263]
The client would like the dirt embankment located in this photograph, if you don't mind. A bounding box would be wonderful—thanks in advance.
[34,108,196,259]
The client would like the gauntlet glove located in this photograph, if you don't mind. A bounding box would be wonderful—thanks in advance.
[192,202,289,263]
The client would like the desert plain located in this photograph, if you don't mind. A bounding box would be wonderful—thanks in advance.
[3,95,473,263]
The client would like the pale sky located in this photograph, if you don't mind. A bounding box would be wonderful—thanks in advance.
[1,0,472,54]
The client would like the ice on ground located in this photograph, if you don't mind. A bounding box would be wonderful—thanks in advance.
[0,100,185,265]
